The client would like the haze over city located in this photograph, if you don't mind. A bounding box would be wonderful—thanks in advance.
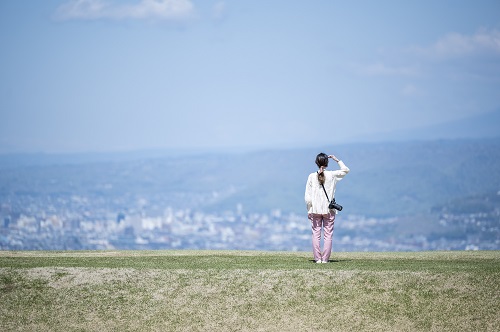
[1,0,499,154]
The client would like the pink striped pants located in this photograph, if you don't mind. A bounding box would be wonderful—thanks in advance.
[308,212,336,262]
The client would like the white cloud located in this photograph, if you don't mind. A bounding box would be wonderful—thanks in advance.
[414,28,500,58]
[55,0,107,20]
[55,0,195,21]
[355,29,500,80]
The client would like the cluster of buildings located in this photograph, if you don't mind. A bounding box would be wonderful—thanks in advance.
[1,203,311,251]
[1,196,498,251]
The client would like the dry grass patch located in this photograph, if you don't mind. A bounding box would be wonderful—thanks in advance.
[1,251,499,331]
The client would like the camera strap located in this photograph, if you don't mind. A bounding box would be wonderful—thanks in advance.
[320,174,343,211]
[321,183,330,201]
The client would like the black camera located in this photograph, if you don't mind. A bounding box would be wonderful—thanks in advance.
[329,198,343,211]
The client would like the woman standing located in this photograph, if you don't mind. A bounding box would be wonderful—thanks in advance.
[305,153,350,263]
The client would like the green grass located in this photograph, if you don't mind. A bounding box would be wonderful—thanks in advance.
[1,250,499,331]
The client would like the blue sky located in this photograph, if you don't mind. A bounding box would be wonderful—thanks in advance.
[1,0,499,153]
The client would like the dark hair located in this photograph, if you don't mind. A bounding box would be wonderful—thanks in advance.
[315,153,328,185]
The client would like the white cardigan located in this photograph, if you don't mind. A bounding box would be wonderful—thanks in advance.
[304,160,350,215]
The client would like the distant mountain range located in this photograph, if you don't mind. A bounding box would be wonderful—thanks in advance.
[354,109,500,143]
[2,137,499,218]
[203,137,500,217]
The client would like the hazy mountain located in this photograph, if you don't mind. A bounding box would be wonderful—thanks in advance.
[202,137,500,217]
[355,109,500,143]
[1,137,499,218]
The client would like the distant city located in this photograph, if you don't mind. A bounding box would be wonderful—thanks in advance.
[2,199,498,251]
[1,139,500,252]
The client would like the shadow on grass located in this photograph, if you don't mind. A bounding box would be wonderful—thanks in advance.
[308,259,352,263]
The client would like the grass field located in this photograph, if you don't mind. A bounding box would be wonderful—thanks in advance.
[1,250,499,331]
